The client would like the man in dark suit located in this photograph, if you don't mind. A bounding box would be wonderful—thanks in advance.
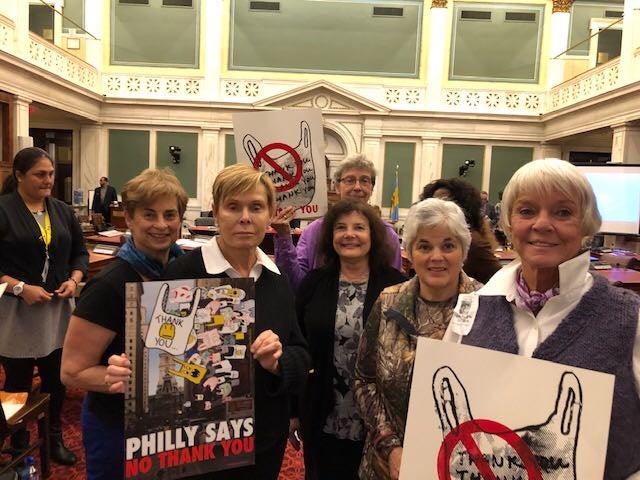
[480,190,497,228]
[91,176,118,223]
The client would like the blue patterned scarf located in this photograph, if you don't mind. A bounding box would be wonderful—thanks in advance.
[117,237,184,280]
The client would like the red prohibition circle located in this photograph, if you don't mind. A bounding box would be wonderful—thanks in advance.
[252,142,303,193]
[437,419,542,480]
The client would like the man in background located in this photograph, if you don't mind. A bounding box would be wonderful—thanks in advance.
[91,176,118,223]
[480,190,497,228]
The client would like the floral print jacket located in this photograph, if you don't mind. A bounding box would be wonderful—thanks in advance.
[354,273,481,479]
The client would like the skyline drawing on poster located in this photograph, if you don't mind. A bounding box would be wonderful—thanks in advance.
[124,278,256,480]
[232,108,328,219]
[401,339,615,480]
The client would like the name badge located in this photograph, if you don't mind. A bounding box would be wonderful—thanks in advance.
[451,293,479,336]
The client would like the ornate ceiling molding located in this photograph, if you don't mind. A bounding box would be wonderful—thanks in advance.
[253,80,390,114]
[552,0,573,14]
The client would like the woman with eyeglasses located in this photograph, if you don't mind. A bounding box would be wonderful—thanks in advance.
[272,154,402,290]
[0,147,88,466]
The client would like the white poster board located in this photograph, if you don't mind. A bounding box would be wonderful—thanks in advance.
[232,109,327,219]
[401,339,614,480]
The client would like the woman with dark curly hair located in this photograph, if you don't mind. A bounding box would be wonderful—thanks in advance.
[295,200,406,480]
[420,178,501,283]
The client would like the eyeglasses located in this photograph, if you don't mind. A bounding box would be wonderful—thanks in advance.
[338,176,373,187]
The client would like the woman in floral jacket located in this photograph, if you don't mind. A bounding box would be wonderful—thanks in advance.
[354,198,482,480]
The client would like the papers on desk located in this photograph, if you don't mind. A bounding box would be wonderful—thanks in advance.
[176,238,209,249]
[98,229,122,237]
[0,282,6,299]
[0,391,28,420]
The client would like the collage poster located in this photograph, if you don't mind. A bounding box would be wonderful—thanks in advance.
[232,108,328,219]
[124,278,256,479]
[401,338,615,480]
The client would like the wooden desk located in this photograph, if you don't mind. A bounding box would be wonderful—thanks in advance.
[594,267,640,294]
[494,249,518,266]
[188,226,218,236]
[88,250,116,279]
[400,248,517,275]
[85,234,124,246]
[187,227,301,255]
[109,205,127,229]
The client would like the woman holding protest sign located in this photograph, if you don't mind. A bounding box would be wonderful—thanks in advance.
[272,154,402,290]
[164,163,311,480]
[61,168,188,480]
[443,159,640,478]
[354,198,481,479]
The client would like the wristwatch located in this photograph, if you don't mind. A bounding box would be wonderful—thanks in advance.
[12,281,24,296]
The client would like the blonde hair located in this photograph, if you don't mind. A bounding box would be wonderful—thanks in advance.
[212,164,276,215]
[500,159,602,246]
[121,168,188,217]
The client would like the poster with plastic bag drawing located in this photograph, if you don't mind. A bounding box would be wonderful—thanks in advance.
[232,108,327,219]
[401,338,614,480]
[124,278,255,479]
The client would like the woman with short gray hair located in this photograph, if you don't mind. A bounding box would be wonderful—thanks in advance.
[354,198,481,479]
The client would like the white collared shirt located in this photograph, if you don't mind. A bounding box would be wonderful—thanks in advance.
[444,250,640,402]
[200,236,280,281]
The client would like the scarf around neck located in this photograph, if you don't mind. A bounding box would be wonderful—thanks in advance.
[514,269,559,316]
[117,237,183,280]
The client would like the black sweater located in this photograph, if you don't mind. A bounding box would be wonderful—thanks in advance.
[0,191,88,291]
[295,265,406,448]
[164,248,311,458]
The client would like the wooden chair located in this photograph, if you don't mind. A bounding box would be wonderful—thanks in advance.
[0,392,50,478]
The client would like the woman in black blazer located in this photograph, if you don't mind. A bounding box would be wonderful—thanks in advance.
[295,200,406,480]
[0,147,88,465]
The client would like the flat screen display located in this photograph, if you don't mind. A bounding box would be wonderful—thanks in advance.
[575,164,640,235]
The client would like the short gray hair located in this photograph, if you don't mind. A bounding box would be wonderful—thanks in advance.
[500,159,602,247]
[333,153,377,185]
[403,198,472,262]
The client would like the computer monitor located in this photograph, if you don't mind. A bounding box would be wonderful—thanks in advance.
[575,164,640,235]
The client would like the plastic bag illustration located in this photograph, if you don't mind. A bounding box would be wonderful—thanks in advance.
[433,367,581,480]
[145,283,201,355]
[242,121,315,208]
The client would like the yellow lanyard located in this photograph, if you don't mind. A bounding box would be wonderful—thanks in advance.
[35,209,52,250]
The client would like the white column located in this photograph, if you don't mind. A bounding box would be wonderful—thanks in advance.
[53,0,63,47]
[416,138,441,197]
[203,0,225,100]
[425,5,448,109]
[547,11,571,88]
[200,129,221,209]
[611,123,640,163]
[83,0,103,70]
[482,144,492,192]
[14,96,31,138]
[362,118,383,206]
[14,0,29,57]
[619,0,640,84]
[79,124,106,196]
[534,143,562,160]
